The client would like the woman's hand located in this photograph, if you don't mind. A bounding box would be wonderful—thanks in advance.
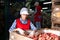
[28,31,35,38]
[13,28,25,35]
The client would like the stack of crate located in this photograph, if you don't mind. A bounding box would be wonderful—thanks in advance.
[52,0,60,10]
[51,0,60,28]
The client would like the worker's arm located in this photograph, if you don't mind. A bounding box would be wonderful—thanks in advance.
[34,8,37,14]
[30,22,37,30]
[9,20,16,32]
[9,20,25,35]
[28,22,37,38]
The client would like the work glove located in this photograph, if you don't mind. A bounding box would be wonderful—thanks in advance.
[13,28,25,35]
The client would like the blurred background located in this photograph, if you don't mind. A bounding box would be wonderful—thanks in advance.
[0,0,52,40]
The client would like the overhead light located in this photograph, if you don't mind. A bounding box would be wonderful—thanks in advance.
[43,2,52,4]
[0,0,4,3]
[42,7,48,9]
[10,3,12,5]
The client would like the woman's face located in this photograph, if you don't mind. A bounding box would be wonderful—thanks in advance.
[21,14,28,20]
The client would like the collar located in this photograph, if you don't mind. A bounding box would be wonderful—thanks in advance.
[20,18,27,24]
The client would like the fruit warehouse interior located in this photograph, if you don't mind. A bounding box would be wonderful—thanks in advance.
[0,0,60,40]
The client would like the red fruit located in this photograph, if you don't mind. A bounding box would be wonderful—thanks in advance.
[38,33,59,40]
[38,37,45,40]
[55,37,59,40]
[33,37,38,40]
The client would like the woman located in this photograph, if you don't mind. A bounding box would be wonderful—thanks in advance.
[34,2,42,29]
[9,7,37,36]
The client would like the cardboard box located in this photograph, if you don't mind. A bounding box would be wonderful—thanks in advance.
[9,32,33,40]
